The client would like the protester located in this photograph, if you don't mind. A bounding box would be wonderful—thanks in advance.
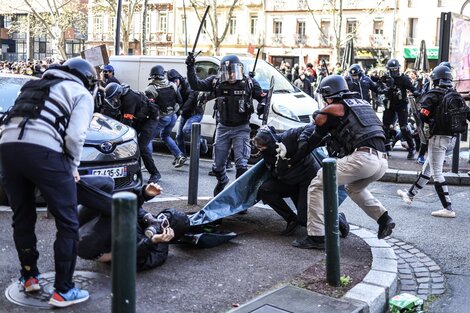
[344,63,379,102]
[253,125,350,237]
[0,58,97,307]
[76,175,190,271]
[290,75,395,249]
[145,65,185,169]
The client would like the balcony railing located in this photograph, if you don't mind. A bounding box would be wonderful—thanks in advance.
[294,34,308,45]
[271,35,284,45]
[369,34,388,47]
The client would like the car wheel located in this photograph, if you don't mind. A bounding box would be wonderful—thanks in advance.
[248,125,262,164]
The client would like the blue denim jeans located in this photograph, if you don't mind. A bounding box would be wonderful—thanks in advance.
[150,113,182,158]
[176,114,203,157]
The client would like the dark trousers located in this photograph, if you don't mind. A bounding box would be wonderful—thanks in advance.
[135,118,159,175]
[0,143,78,293]
[258,179,309,226]
[382,105,414,150]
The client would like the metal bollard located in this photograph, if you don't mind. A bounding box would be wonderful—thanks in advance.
[322,158,340,287]
[188,123,201,205]
[111,192,137,313]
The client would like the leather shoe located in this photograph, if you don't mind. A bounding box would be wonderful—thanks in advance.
[339,212,350,238]
[292,236,325,250]
[280,220,298,236]
[377,212,395,239]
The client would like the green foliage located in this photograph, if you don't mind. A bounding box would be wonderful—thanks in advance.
[340,275,351,286]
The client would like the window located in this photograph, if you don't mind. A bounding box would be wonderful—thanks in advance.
[320,20,330,45]
[229,17,237,35]
[297,20,306,37]
[250,15,258,35]
[159,14,167,32]
[435,17,440,46]
[181,14,186,34]
[407,0,417,7]
[273,20,282,35]
[346,20,357,34]
[407,18,418,45]
[373,20,384,35]
[438,0,451,7]
[93,15,103,39]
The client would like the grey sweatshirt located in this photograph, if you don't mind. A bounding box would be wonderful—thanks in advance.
[0,69,94,173]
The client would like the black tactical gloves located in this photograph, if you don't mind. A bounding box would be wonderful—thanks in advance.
[185,53,195,67]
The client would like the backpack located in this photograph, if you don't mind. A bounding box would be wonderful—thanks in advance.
[134,91,159,120]
[432,88,469,134]
[0,78,69,140]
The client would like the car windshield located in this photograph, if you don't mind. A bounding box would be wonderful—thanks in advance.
[241,59,297,93]
[0,76,32,113]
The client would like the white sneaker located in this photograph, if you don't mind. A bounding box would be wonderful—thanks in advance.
[397,189,413,205]
[431,209,456,218]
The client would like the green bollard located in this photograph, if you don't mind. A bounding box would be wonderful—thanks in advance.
[112,192,137,313]
[322,158,340,287]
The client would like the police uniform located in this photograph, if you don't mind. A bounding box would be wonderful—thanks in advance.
[0,59,95,304]
[291,75,395,250]
[186,54,266,195]
[104,83,160,183]
[397,65,470,218]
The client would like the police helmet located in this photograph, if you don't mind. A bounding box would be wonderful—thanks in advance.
[318,75,353,99]
[149,65,166,80]
[61,58,98,91]
[438,61,452,69]
[386,58,401,77]
[158,208,190,241]
[219,54,244,84]
[349,64,363,76]
[104,82,124,109]
[430,65,453,88]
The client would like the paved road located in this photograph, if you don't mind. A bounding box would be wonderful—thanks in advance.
[148,147,470,312]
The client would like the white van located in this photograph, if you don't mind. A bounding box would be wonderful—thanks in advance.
[109,55,320,160]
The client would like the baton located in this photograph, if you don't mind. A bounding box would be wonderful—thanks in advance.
[249,47,261,78]
[192,6,210,54]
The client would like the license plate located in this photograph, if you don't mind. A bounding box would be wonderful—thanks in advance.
[91,166,127,178]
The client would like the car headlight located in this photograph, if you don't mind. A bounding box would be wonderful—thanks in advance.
[121,127,137,142]
[272,102,301,122]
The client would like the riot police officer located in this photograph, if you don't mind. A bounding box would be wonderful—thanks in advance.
[379,58,420,158]
[145,65,185,168]
[104,82,161,183]
[0,58,96,307]
[186,54,266,196]
[291,75,395,249]
[344,63,379,102]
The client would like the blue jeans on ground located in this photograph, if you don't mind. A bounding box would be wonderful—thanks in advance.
[149,113,182,158]
[176,114,203,157]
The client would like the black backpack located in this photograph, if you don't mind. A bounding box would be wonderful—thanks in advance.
[134,91,159,120]
[431,88,469,134]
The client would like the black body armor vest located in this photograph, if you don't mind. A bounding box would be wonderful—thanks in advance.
[327,98,385,157]
[149,84,179,115]
[215,79,254,126]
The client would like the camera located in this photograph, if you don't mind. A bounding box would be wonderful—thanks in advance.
[143,212,170,238]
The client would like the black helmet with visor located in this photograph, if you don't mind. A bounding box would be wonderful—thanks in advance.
[219,55,244,84]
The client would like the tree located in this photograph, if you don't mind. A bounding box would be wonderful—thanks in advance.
[7,0,87,60]
[92,0,143,55]
[188,0,239,55]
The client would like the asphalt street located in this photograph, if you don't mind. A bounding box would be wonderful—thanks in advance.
[146,147,470,313]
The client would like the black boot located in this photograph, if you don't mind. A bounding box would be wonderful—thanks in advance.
[377,211,395,239]
[339,212,350,238]
[292,236,325,250]
[213,176,229,196]
[236,168,247,179]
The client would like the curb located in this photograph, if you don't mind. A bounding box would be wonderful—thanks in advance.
[343,225,398,313]
[379,168,470,185]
